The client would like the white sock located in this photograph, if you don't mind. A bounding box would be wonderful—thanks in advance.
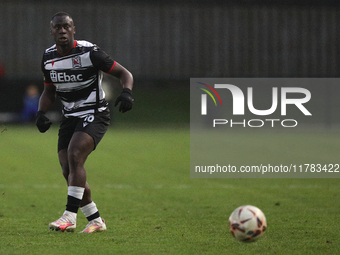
[64,210,77,222]
[64,186,85,223]
[81,202,97,217]
[68,186,85,200]
[81,202,102,222]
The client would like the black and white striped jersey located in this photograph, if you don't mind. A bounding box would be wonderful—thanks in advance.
[42,40,116,118]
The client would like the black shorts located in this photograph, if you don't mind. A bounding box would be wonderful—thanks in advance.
[58,109,111,152]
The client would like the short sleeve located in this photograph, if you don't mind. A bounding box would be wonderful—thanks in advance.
[41,55,53,85]
[90,45,116,73]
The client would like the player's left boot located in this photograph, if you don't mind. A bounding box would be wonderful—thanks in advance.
[80,218,106,233]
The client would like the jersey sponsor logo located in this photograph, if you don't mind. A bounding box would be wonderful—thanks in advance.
[72,56,82,68]
[50,70,83,83]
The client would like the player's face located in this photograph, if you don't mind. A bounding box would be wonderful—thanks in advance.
[50,15,75,47]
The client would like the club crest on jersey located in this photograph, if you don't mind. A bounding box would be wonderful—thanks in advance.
[72,56,82,68]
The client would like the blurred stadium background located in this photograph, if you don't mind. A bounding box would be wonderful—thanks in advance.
[1,2,340,253]
[0,0,340,125]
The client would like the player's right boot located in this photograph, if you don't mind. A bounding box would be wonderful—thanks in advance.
[49,213,76,232]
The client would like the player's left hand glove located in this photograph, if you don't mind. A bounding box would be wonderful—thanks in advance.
[36,111,52,133]
[114,88,133,113]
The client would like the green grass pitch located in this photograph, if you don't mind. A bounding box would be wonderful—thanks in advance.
[0,125,339,254]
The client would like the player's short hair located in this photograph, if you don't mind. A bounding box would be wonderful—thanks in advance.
[51,12,72,21]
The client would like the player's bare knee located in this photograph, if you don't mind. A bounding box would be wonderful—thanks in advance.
[67,147,87,166]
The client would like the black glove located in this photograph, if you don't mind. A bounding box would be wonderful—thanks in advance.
[36,111,52,133]
[114,88,133,113]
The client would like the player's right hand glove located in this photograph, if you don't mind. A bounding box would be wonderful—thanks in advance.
[35,111,52,133]
[114,88,133,113]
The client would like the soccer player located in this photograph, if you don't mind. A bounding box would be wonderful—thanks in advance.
[36,12,133,233]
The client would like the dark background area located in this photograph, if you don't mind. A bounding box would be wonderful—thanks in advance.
[0,0,339,125]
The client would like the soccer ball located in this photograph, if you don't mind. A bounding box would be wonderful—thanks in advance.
[229,205,267,242]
